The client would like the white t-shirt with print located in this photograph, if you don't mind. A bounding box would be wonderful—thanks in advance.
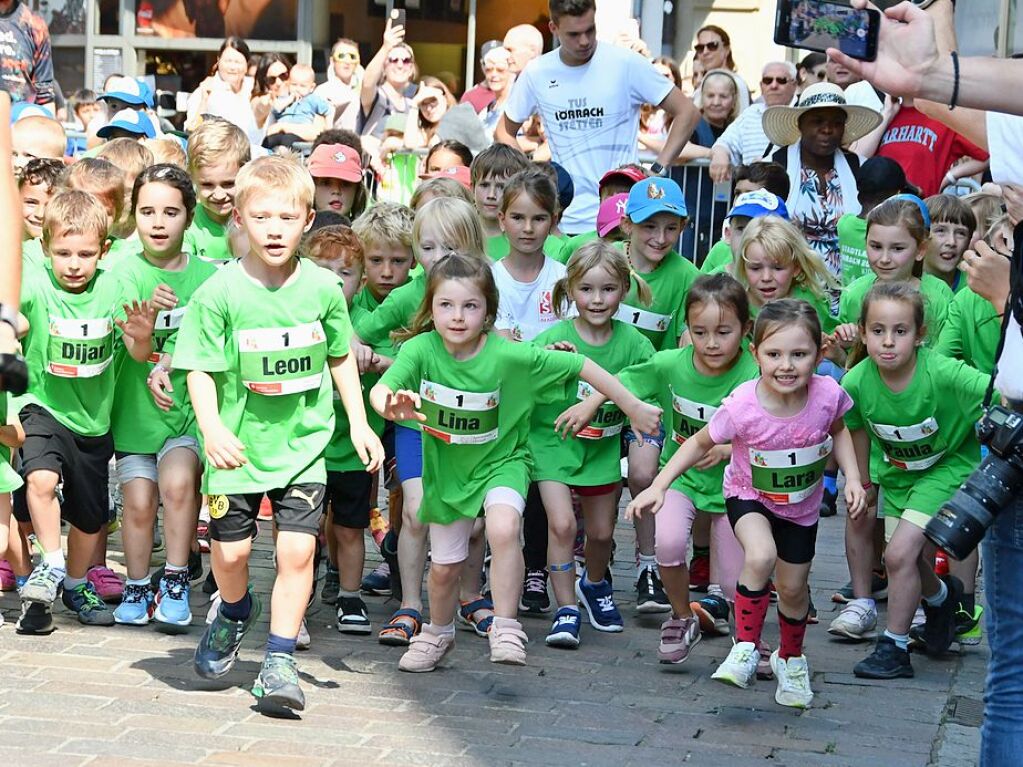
[503,43,673,234]
[493,257,567,342]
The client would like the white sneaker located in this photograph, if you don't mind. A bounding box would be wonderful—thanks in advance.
[827,601,878,641]
[297,619,311,650]
[711,640,759,689]
[770,650,814,709]
[205,591,221,625]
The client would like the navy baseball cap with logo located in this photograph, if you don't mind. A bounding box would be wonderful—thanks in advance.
[625,177,688,222]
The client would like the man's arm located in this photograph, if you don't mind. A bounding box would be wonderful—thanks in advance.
[495,113,526,148]
[654,89,701,169]
[0,92,25,392]
[915,99,988,150]
[28,14,54,106]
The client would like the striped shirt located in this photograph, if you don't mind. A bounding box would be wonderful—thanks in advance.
[712,102,771,165]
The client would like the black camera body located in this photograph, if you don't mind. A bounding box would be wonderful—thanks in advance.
[925,406,1023,560]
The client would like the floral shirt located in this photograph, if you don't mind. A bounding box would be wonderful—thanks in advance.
[792,165,844,282]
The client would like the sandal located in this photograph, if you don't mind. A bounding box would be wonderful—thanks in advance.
[458,597,495,637]
[378,607,423,646]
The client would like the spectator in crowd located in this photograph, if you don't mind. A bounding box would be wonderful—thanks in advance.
[476,47,516,140]
[402,76,456,151]
[421,139,473,175]
[692,25,751,111]
[638,57,682,154]
[503,23,544,74]
[461,40,502,114]
[250,53,292,133]
[185,37,260,145]
[359,17,418,140]
[67,88,103,131]
[316,38,362,132]
[828,54,883,112]
[0,0,53,107]
[263,64,331,149]
[797,52,827,94]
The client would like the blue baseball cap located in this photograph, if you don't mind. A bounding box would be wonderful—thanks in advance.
[101,76,154,108]
[97,108,156,139]
[726,189,789,221]
[625,177,687,223]
[10,102,52,123]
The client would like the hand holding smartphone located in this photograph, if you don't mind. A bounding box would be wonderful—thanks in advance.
[774,0,880,61]
[391,8,406,30]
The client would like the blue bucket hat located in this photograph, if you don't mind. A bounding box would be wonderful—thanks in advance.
[97,108,156,139]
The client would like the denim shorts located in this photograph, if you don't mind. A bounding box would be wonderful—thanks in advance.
[623,423,666,450]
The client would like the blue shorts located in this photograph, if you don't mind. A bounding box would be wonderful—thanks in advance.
[623,423,666,450]
[816,359,845,383]
[395,424,423,484]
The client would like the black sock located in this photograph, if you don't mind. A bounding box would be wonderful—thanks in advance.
[960,592,976,614]
[221,591,252,622]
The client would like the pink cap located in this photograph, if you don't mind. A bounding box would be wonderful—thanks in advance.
[307,144,363,183]
[421,165,472,189]
[596,193,629,237]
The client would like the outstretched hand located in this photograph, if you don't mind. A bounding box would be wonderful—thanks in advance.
[383,389,427,423]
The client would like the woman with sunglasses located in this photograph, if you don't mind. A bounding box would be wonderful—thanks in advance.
[316,38,363,132]
[250,53,293,133]
[692,25,750,112]
[360,15,419,141]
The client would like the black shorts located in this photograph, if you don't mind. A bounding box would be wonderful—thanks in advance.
[725,497,818,565]
[207,483,326,543]
[327,470,374,529]
[12,404,113,535]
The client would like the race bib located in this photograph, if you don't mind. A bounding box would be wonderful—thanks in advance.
[149,306,186,363]
[419,379,499,445]
[750,437,833,505]
[47,316,114,378]
[238,322,327,396]
[615,303,672,334]
[575,381,623,440]
[671,389,716,445]
[870,418,946,471]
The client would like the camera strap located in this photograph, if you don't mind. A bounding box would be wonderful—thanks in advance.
[986,223,1023,409]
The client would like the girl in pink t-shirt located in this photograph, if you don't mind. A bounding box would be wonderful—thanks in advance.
[628,299,867,709]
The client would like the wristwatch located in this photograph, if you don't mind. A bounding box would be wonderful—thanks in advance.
[649,162,667,177]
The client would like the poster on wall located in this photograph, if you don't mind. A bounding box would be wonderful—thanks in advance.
[31,0,87,35]
[135,0,298,39]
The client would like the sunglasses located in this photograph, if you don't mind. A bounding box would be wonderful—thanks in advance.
[694,40,721,54]
[333,51,359,62]
[761,76,791,86]
[266,72,289,86]
[388,55,413,65]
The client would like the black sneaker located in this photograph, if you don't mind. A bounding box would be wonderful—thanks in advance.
[380,529,402,603]
[201,568,218,595]
[636,566,670,614]
[61,582,115,626]
[854,635,914,679]
[519,568,551,614]
[690,593,731,635]
[321,565,340,606]
[819,487,838,518]
[831,570,889,604]
[337,596,372,634]
[252,651,305,715]
[15,600,55,635]
[921,575,964,655]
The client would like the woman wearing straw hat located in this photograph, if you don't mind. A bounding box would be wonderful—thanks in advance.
[762,81,882,282]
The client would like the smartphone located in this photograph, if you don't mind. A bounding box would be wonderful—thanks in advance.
[391,8,406,29]
[774,0,880,62]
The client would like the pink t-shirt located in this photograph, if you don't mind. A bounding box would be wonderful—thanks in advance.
[707,376,853,526]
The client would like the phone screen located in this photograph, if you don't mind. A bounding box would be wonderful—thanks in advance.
[784,1,875,60]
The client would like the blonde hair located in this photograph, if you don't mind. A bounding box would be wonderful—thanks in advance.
[43,189,109,246]
[186,117,251,175]
[142,137,187,168]
[410,176,474,209]
[97,138,155,182]
[235,154,315,212]
[736,216,838,300]
[394,253,498,344]
[352,202,414,251]
[412,197,486,261]
[552,240,650,319]
[964,191,1004,237]
[62,158,126,222]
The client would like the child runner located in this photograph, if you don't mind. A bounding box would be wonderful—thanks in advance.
[923,194,976,294]
[109,164,217,629]
[371,253,661,671]
[470,143,530,243]
[173,156,384,714]
[842,282,985,678]
[18,158,64,272]
[628,299,867,708]
[307,143,369,219]
[530,241,655,647]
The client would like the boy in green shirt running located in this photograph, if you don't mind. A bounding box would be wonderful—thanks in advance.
[174,156,384,715]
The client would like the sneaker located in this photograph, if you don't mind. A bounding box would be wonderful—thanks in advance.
[575,571,624,632]
[62,582,116,626]
[205,591,222,625]
[337,596,372,634]
[193,591,262,679]
[0,559,15,591]
[15,600,55,635]
[153,570,192,629]
[202,568,218,596]
[827,601,878,641]
[113,583,154,625]
[297,619,311,651]
[149,551,204,593]
[854,635,914,679]
[711,640,760,689]
[831,570,889,603]
[252,652,305,714]
[360,562,392,596]
[690,594,731,636]
[955,605,984,646]
[379,529,402,603]
[86,565,124,603]
[921,575,964,655]
[770,650,814,708]
[819,487,838,518]
[519,568,551,615]
[545,607,582,649]
[657,616,701,664]
[20,561,64,605]
[321,564,340,605]
[688,552,710,592]
[636,567,671,614]
[489,618,528,665]
[399,626,455,672]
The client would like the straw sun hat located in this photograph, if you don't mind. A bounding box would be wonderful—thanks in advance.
[762,82,882,147]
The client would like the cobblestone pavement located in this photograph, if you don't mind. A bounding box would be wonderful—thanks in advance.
[0,500,984,767]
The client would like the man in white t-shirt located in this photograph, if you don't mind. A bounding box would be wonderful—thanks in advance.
[495,0,699,235]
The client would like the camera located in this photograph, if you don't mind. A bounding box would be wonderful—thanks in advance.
[925,405,1023,560]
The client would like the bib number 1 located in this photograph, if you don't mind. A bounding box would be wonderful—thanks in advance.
[750,437,833,504]
[575,381,623,440]
[238,322,327,396]
[47,316,114,378]
[419,379,499,445]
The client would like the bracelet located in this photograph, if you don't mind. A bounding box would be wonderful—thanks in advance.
[861,482,874,492]
[949,51,960,111]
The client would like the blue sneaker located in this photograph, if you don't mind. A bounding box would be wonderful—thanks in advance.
[360,562,392,596]
[545,606,582,649]
[193,590,262,679]
[114,583,154,625]
[252,652,305,714]
[575,570,623,633]
[153,570,192,630]
[62,582,115,626]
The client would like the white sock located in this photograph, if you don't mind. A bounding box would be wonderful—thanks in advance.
[63,575,86,589]
[637,554,657,578]
[923,579,949,607]
[43,548,66,572]
[165,562,188,573]
[428,621,455,636]
[127,576,150,587]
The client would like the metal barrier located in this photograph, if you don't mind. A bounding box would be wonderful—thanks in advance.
[665,158,729,269]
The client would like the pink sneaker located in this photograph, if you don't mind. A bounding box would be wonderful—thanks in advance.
[87,566,125,603]
[0,559,15,591]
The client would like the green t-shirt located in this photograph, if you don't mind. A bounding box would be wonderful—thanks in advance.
[837,214,869,287]
[101,235,139,272]
[380,331,584,524]
[173,259,353,494]
[619,346,759,513]
[22,238,44,272]
[0,393,23,493]
[935,287,1001,375]
[838,273,953,344]
[842,348,986,511]
[615,247,699,350]
[17,265,128,436]
[486,234,568,264]
[701,238,733,274]
[183,206,233,264]
[354,272,424,350]
[109,251,218,454]
[529,320,654,486]
[559,230,599,262]
[750,283,838,335]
